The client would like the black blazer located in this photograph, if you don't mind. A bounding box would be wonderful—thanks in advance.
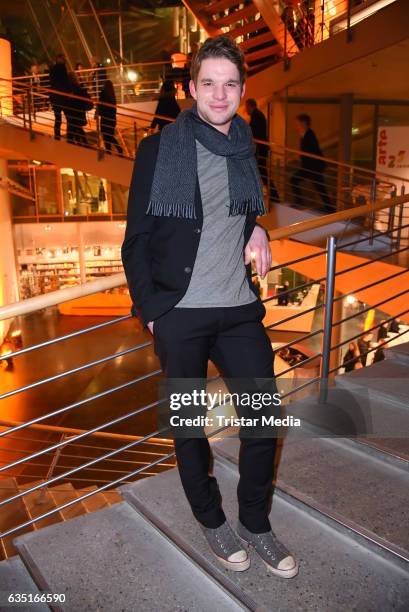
[300,128,325,172]
[121,131,261,327]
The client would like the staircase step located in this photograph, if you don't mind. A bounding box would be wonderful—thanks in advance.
[102,488,123,506]
[0,478,34,559]
[120,460,409,610]
[19,480,63,531]
[230,17,268,39]
[202,0,240,15]
[213,4,258,28]
[245,43,280,64]
[213,433,409,557]
[335,360,409,407]
[78,486,110,512]
[14,502,243,611]
[48,483,87,520]
[285,388,409,447]
[240,30,276,50]
[385,339,409,366]
[0,556,49,611]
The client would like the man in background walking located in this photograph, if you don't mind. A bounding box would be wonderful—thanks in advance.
[291,113,332,213]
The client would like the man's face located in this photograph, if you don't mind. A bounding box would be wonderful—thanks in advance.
[189,57,245,135]
[295,120,306,136]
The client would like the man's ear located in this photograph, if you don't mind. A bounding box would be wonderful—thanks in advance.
[241,80,246,99]
[189,79,197,100]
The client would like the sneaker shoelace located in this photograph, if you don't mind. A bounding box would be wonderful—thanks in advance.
[256,532,288,560]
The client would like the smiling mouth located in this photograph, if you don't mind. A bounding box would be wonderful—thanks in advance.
[210,105,228,111]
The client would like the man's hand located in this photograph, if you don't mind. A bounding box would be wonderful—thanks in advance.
[147,321,154,335]
[244,225,272,279]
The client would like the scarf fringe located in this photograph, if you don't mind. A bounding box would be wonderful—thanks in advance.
[146,199,196,219]
[229,196,266,217]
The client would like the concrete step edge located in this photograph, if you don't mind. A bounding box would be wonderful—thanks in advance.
[121,491,261,612]
[213,445,409,570]
[285,418,409,472]
[13,540,63,612]
[335,375,409,407]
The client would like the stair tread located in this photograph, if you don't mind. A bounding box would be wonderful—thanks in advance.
[14,502,241,611]
[385,339,409,365]
[48,483,87,520]
[0,480,42,553]
[202,0,240,15]
[335,360,409,403]
[214,431,409,555]
[103,489,122,505]
[213,3,258,28]
[245,44,280,64]
[19,481,62,530]
[284,388,409,440]
[78,486,109,512]
[0,556,49,611]
[229,17,268,39]
[120,460,409,610]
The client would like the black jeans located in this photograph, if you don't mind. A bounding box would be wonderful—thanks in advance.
[153,299,278,533]
[291,167,332,212]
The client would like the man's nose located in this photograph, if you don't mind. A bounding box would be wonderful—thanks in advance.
[212,85,227,100]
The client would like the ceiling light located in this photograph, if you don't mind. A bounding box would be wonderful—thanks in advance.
[127,70,137,83]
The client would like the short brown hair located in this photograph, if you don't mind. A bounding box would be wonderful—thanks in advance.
[190,35,247,87]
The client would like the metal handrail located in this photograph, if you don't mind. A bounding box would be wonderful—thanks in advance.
[0,418,172,445]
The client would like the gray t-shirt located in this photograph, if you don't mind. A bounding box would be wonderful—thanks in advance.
[175,139,257,308]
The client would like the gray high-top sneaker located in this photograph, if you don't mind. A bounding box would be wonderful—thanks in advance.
[237,521,298,579]
[201,520,250,571]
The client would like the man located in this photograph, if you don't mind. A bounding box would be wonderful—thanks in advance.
[373,338,386,364]
[245,98,280,203]
[290,113,332,213]
[122,35,297,579]
[377,319,389,342]
[49,55,72,141]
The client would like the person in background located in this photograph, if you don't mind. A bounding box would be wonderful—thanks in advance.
[357,331,372,367]
[28,63,40,90]
[75,62,87,86]
[245,98,280,203]
[28,63,42,113]
[389,317,401,333]
[151,80,181,132]
[49,54,72,140]
[182,41,200,98]
[0,337,15,371]
[90,57,107,97]
[290,114,332,213]
[373,338,386,364]
[377,319,389,342]
[343,342,360,373]
[96,80,123,155]
[66,72,93,146]
[277,280,290,306]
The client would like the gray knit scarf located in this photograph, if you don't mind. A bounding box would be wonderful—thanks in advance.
[146,102,266,219]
